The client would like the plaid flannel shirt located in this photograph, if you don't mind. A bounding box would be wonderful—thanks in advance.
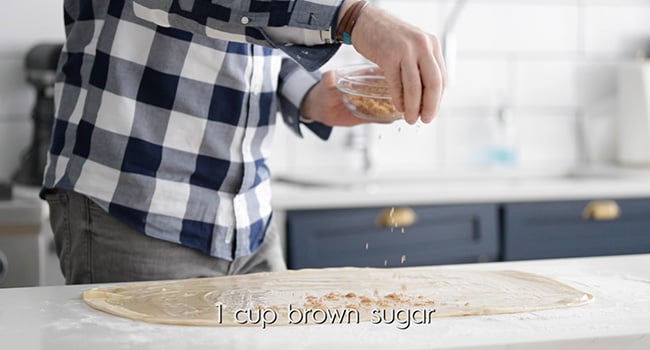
[42,0,342,260]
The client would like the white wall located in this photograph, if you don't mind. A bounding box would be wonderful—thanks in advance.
[270,0,650,178]
[0,1,65,182]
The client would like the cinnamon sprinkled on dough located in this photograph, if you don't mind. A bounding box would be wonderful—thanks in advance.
[345,292,357,298]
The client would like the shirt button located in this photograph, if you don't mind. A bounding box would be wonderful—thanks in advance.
[240,16,250,25]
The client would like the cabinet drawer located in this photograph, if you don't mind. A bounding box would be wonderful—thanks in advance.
[286,204,499,269]
[503,198,650,261]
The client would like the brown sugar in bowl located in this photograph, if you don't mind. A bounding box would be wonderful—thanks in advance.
[335,64,403,123]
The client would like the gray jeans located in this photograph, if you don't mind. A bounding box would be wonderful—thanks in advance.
[45,189,286,284]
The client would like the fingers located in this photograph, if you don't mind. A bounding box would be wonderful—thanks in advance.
[304,70,371,127]
[418,43,444,123]
[348,5,446,125]
[401,58,422,125]
[400,33,440,124]
[418,64,438,123]
[323,70,338,88]
[427,35,447,122]
[431,35,448,89]
[382,66,404,116]
[385,35,446,125]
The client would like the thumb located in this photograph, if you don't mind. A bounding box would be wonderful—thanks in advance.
[322,70,338,88]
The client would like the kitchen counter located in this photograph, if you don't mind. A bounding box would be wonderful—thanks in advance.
[271,173,650,209]
[1,254,649,350]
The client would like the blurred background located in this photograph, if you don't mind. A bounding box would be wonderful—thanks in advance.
[4,1,649,181]
[272,0,650,178]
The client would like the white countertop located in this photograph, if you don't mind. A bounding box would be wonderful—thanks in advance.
[1,254,649,350]
[271,170,650,209]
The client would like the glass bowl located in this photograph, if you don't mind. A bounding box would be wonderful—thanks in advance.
[335,64,403,123]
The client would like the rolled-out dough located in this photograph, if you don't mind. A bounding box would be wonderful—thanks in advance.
[82,267,593,326]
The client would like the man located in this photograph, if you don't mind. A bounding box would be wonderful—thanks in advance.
[42,0,446,284]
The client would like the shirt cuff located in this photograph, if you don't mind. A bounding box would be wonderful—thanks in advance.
[278,63,333,141]
[263,26,336,46]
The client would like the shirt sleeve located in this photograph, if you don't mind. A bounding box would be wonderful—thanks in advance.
[277,56,332,141]
[132,0,343,71]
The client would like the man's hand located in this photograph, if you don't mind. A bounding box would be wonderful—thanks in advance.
[346,2,447,125]
[300,71,369,127]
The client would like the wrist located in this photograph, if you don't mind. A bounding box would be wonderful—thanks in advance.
[299,86,317,123]
[336,0,369,45]
[337,0,355,24]
[299,115,315,124]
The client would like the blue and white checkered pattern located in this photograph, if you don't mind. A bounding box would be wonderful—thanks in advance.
[43,0,337,260]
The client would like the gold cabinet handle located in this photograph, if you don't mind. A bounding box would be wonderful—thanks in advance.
[376,207,418,228]
[582,200,621,221]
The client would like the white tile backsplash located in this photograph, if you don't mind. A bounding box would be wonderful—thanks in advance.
[453,2,580,54]
[514,111,579,169]
[584,4,650,57]
[0,1,64,179]
[440,112,495,168]
[377,0,441,33]
[0,0,648,183]
[442,57,510,108]
[272,0,650,178]
[0,2,65,55]
[279,125,371,175]
[574,59,624,112]
[512,59,578,109]
[368,121,442,173]
[0,120,32,182]
[0,57,35,119]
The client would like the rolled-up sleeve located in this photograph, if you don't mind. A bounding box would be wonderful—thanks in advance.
[277,56,332,140]
[132,0,343,71]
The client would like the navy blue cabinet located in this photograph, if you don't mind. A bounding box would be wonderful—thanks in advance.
[286,204,499,269]
[502,198,650,261]
[285,197,650,268]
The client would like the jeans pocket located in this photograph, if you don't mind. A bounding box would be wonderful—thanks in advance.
[45,190,72,281]
[43,189,67,205]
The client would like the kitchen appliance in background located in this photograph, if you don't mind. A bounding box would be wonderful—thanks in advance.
[617,60,650,167]
[12,43,63,187]
[0,183,11,200]
[1,43,66,288]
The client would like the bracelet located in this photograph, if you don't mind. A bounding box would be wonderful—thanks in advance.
[336,0,369,45]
